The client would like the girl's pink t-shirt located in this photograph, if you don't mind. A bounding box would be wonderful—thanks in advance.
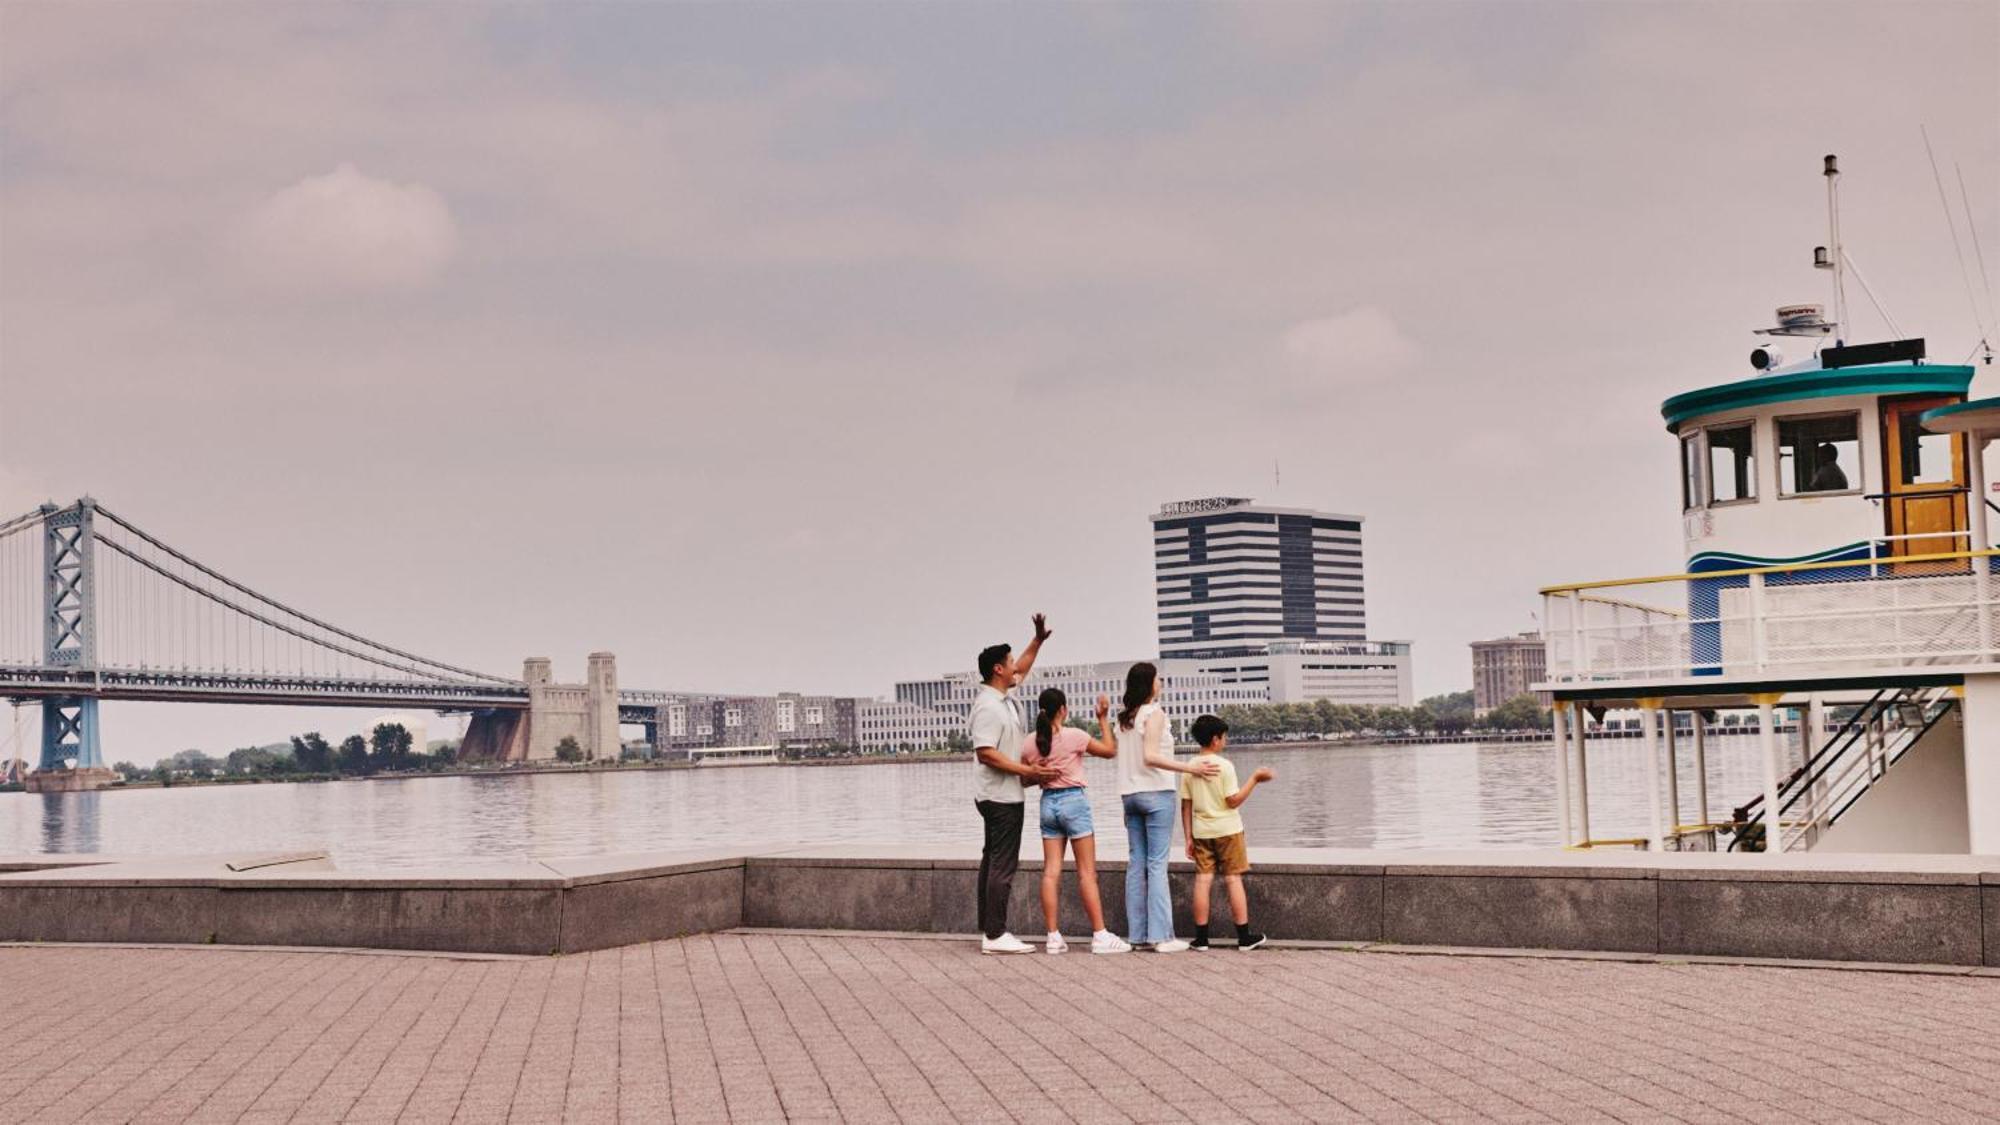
[1025,727,1091,790]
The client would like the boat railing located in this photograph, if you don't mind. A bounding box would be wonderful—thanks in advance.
[1541,547,2000,685]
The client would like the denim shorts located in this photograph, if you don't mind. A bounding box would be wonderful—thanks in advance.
[1039,787,1094,839]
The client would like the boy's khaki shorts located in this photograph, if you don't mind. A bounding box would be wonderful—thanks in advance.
[1190,832,1250,875]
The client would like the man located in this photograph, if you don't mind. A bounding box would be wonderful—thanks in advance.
[969,612,1061,954]
[1809,442,1849,492]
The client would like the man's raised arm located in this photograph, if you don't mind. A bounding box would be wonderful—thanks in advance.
[1013,613,1053,681]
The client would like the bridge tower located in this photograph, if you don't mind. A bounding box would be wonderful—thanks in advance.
[40,499,105,776]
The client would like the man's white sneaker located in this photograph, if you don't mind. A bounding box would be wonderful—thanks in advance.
[1045,932,1068,955]
[1090,932,1132,955]
[1152,938,1190,954]
[981,933,1033,955]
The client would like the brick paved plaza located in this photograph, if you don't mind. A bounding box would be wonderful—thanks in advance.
[2,933,1997,1124]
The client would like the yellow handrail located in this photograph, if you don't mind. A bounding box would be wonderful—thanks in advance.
[1577,592,1688,619]
[1540,547,2000,596]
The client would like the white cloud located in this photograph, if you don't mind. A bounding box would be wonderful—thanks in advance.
[235,164,457,291]
[1279,305,1419,386]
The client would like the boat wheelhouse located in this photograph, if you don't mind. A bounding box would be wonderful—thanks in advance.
[1536,157,1997,857]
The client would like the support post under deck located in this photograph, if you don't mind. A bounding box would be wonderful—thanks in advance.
[1755,693,1784,857]
[1571,704,1592,846]
[1692,711,1711,831]
[1551,702,1573,846]
[1662,709,1681,842]
[1639,699,1665,852]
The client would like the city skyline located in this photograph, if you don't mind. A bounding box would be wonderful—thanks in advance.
[3,3,1995,761]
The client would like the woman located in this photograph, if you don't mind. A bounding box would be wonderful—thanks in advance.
[1023,688,1130,954]
[1113,662,1219,953]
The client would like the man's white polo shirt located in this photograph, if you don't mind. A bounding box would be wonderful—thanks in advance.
[968,683,1025,804]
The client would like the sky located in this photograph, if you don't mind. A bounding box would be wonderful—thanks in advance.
[2,1,1997,764]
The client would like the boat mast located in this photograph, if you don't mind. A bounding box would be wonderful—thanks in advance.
[1820,154,1849,347]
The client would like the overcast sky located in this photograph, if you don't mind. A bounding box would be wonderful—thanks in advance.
[2,2,1997,763]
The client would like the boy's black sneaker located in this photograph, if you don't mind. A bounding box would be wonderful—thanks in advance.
[1236,931,1267,951]
[1189,935,1210,951]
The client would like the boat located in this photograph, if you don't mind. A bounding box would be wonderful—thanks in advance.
[1537,155,1999,855]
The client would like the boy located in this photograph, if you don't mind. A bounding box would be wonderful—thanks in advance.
[1178,714,1275,950]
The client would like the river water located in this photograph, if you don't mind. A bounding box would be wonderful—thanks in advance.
[1,737,1782,871]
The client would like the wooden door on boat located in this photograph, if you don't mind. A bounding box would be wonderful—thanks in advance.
[1881,395,1968,571]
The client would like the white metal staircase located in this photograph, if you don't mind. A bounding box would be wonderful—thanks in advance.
[1730,686,1958,852]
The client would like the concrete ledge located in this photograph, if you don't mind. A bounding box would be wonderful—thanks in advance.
[4,848,2000,964]
[0,885,221,943]
[559,864,744,953]
[1384,874,1657,953]
[215,886,563,955]
[1658,879,1984,966]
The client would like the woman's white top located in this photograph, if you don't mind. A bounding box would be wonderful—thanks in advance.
[1114,702,1177,796]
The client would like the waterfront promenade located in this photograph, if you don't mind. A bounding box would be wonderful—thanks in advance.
[3,932,1998,1124]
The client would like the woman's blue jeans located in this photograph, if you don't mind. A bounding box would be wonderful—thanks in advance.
[1122,789,1177,944]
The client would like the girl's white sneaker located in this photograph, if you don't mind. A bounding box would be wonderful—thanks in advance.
[1153,938,1190,954]
[1090,932,1132,954]
[1045,932,1068,955]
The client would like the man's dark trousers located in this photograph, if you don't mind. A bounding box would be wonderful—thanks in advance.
[975,799,1024,939]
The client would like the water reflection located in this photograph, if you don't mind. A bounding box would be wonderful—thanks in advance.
[0,737,1787,871]
[38,791,102,854]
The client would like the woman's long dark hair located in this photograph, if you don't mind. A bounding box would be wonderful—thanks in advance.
[1034,688,1066,760]
[1118,662,1157,731]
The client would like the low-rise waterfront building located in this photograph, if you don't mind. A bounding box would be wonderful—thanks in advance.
[856,699,965,753]
[642,692,859,758]
[882,659,1265,749]
[1184,640,1414,707]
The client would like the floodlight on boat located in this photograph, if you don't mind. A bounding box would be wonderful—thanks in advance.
[1749,344,1786,371]
[1755,303,1836,337]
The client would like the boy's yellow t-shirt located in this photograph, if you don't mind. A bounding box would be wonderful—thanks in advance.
[1178,755,1243,839]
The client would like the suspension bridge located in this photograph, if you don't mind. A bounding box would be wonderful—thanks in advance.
[2,498,681,788]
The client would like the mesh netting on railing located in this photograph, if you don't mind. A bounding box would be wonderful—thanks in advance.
[1545,555,2000,683]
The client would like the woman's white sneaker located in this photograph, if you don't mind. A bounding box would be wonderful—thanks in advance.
[981,933,1033,955]
[1045,932,1068,955]
[1152,938,1190,954]
[1090,932,1132,955]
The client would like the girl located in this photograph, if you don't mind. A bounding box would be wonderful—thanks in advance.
[1024,688,1130,954]
[1113,662,1220,953]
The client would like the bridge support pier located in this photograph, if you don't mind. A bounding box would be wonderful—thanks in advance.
[31,500,112,790]
[459,654,623,764]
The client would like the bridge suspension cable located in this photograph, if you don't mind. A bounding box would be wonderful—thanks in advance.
[1,501,519,688]
[92,505,512,684]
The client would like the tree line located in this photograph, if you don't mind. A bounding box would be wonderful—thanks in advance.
[1213,691,1551,742]
[112,722,458,785]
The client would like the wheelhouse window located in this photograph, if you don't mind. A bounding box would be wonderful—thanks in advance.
[1681,433,1701,511]
[1706,423,1756,504]
[1895,410,1956,485]
[1778,413,1859,496]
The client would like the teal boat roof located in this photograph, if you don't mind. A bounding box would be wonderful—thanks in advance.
[1921,396,2000,436]
[1660,363,1975,431]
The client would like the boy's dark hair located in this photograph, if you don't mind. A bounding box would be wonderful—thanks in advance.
[977,644,1012,682]
[1190,714,1229,748]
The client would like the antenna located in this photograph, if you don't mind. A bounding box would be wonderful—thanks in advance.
[1923,126,1997,364]
[1820,154,1849,347]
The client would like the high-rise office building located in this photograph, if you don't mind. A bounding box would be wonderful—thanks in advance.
[1152,497,1367,659]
